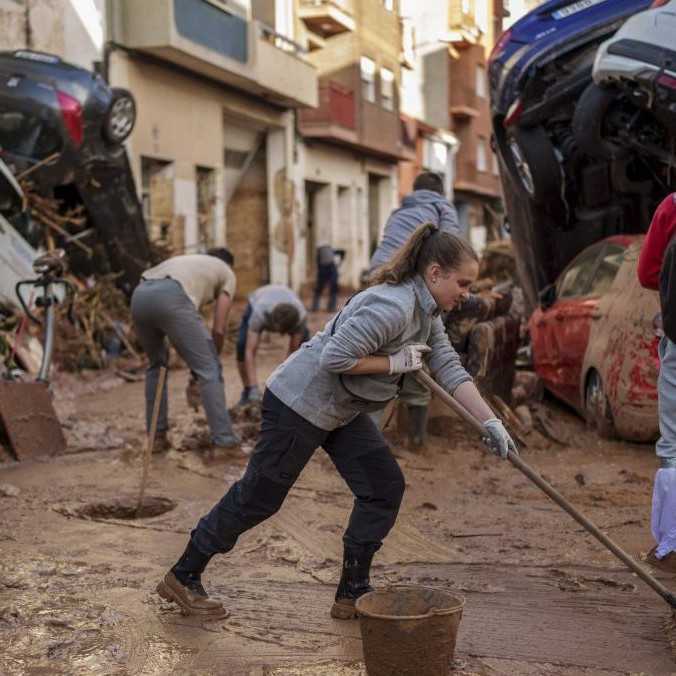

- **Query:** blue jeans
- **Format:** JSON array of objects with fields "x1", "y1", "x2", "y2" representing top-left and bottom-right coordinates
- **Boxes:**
[
  {"x1": 312, "y1": 263, "x2": 338, "y2": 312},
  {"x1": 657, "y1": 336, "x2": 676, "y2": 467}
]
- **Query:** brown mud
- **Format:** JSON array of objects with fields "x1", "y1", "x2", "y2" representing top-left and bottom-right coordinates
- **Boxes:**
[{"x1": 1, "y1": 324, "x2": 676, "y2": 675}]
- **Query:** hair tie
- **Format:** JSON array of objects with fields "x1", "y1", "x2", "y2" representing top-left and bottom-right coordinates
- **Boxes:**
[{"x1": 423, "y1": 223, "x2": 439, "y2": 240}]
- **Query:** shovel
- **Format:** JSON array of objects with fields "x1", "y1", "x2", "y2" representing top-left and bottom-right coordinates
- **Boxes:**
[{"x1": 415, "y1": 370, "x2": 676, "y2": 610}]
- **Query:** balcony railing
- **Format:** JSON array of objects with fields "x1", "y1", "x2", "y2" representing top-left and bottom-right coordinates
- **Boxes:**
[
  {"x1": 300, "y1": 81, "x2": 356, "y2": 130},
  {"x1": 111, "y1": 0, "x2": 317, "y2": 108}
]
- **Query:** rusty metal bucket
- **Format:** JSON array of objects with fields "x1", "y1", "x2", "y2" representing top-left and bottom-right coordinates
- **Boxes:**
[{"x1": 355, "y1": 586, "x2": 464, "y2": 676}]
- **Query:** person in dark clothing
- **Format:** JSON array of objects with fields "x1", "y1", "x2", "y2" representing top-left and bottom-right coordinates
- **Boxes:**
[
  {"x1": 155, "y1": 223, "x2": 517, "y2": 621},
  {"x1": 312, "y1": 244, "x2": 346, "y2": 312},
  {"x1": 368, "y1": 171, "x2": 462, "y2": 447}
]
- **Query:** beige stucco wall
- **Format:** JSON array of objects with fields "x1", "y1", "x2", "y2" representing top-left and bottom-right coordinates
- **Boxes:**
[
  {"x1": 0, "y1": 0, "x2": 103, "y2": 70},
  {"x1": 300, "y1": 142, "x2": 397, "y2": 288},
  {"x1": 110, "y1": 51, "x2": 296, "y2": 264}
]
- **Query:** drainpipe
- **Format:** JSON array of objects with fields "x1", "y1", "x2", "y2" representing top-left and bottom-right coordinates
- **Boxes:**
[{"x1": 24, "y1": 0, "x2": 32, "y2": 49}]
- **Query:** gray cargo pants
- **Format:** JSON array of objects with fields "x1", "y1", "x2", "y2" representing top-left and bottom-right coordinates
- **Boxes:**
[{"x1": 130, "y1": 278, "x2": 236, "y2": 445}]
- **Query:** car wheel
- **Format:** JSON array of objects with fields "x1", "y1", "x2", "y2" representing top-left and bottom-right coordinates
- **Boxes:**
[
  {"x1": 505, "y1": 126, "x2": 564, "y2": 205},
  {"x1": 572, "y1": 83, "x2": 624, "y2": 161},
  {"x1": 584, "y1": 370, "x2": 615, "y2": 439},
  {"x1": 103, "y1": 88, "x2": 136, "y2": 144}
]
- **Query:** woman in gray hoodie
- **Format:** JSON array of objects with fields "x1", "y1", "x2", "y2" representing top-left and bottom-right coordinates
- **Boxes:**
[{"x1": 156, "y1": 223, "x2": 517, "y2": 620}]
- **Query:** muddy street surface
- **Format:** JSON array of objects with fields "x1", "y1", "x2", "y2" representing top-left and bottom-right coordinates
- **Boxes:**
[{"x1": 1, "y1": 328, "x2": 675, "y2": 675}]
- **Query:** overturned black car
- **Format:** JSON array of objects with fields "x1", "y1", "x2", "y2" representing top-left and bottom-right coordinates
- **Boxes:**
[{"x1": 0, "y1": 50, "x2": 151, "y2": 294}]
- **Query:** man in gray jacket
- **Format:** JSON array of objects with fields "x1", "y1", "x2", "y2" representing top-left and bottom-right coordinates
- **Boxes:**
[{"x1": 369, "y1": 172, "x2": 462, "y2": 448}]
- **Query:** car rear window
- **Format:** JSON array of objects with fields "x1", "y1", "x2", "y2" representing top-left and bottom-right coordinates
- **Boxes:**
[
  {"x1": 587, "y1": 244, "x2": 625, "y2": 297},
  {"x1": 0, "y1": 109, "x2": 62, "y2": 160}
]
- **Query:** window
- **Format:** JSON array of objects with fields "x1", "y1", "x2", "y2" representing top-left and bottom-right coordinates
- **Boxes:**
[
  {"x1": 361, "y1": 56, "x2": 376, "y2": 103},
  {"x1": 477, "y1": 137, "x2": 488, "y2": 172},
  {"x1": 0, "y1": 109, "x2": 62, "y2": 160},
  {"x1": 587, "y1": 244, "x2": 625, "y2": 297},
  {"x1": 381, "y1": 67, "x2": 394, "y2": 111},
  {"x1": 557, "y1": 243, "x2": 605, "y2": 299},
  {"x1": 492, "y1": 151, "x2": 500, "y2": 176},
  {"x1": 383, "y1": 0, "x2": 394, "y2": 10},
  {"x1": 475, "y1": 63, "x2": 486, "y2": 98}
]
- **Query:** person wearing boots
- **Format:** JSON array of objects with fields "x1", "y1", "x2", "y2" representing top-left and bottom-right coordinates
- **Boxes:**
[
  {"x1": 369, "y1": 171, "x2": 462, "y2": 448},
  {"x1": 131, "y1": 248, "x2": 240, "y2": 452},
  {"x1": 638, "y1": 193, "x2": 676, "y2": 573},
  {"x1": 235, "y1": 284, "x2": 309, "y2": 406},
  {"x1": 156, "y1": 223, "x2": 517, "y2": 620},
  {"x1": 311, "y1": 243, "x2": 346, "y2": 312}
]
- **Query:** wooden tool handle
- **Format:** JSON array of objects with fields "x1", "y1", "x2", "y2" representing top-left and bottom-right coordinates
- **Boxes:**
[
  {"x1": 136, "y1": 366, "x2": 167, "y2": 515},
  {"x1": 415, "y1": 370, "x2": 676, "y2": 608}
]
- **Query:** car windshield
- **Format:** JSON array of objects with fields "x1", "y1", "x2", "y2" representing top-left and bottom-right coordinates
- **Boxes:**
[{"x1": 0, "y1": 108, "x2": 62, "y2": 160}]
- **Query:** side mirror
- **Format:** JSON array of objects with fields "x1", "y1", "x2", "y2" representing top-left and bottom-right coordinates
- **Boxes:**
[{"x1": 539, "y1": 284, "x2": 557, "y2": 309}]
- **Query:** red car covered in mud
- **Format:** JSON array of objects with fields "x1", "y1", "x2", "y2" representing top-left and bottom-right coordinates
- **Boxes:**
[{"x1": 529, "y1": 235, "x2": 660, "y2": 442}]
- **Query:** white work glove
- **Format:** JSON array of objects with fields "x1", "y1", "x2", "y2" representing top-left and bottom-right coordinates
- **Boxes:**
[
  {"x1": 482, "y1": 418, "x2": 518, "y2": 460},
  {"x1": 388, "y1": 343, "x2": 431, "y2": 375}
]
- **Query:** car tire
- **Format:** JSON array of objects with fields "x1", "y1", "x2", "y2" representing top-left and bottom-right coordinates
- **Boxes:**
[
  {"x1": 103, "y1": 88, "x2": 136, "y2": 144},
  {"x1": 505, "y1": 126, "x2": 563, "y2": 205},
  {"x1": 584, "y1": 369, "x2": 615, "y2": 439},
  {"x1": 572, "y1": 83, "x2": 624, "y2": 161}
]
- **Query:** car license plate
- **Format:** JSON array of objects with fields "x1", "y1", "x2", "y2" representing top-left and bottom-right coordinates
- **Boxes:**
[{"x1": 552, "y1": 0, "x2": 606, "y2": 20}]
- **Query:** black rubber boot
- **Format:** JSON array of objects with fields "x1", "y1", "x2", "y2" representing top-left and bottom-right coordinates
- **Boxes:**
[
  {"x1": 330, "y1": 546, "x2": 376, "y2": 620},
  {"x1": 407, "y1": 404, "x2": 429, "y2": 449},
  {"x1": 171, "y1": 540, "x2": 213, "y2": 597}
]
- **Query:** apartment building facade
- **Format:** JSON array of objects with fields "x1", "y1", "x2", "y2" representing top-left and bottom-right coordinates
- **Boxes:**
[
  {"x1": 293, "y1": 0, "x2": 406, "y2": 289},
  {"x1": 397, "y1": 0, "x2": 459, "y2": 205},
  {"x1": 104, "y1": 0, "x2": 320, "y2": 295},
  {"x1": 447, "y1": 0, "x2": 505, "y2": 250}
]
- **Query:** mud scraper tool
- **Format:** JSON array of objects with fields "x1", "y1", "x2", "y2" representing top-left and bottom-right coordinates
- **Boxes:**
[{"x1": 415, "y1": 370, "x2": 676, "y2": 611}]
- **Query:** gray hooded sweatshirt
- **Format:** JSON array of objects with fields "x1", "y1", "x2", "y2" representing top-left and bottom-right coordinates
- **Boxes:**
[
  {"x1": 369, "y1": 189, "x2": 461, "y2": 271},
  {"x1": 266, "y1": 275, "x2": 471, "y2": 430}
]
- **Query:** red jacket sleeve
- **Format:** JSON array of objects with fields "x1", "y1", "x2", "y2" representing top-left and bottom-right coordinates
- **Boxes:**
[{"x1": 638, "y1": 194, "x2": 676, "y2": 290}]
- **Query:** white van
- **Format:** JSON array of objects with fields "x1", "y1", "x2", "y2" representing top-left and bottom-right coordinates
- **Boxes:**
[{"x1": 0, "y1": 158, "x2": 38, "y2": 310}]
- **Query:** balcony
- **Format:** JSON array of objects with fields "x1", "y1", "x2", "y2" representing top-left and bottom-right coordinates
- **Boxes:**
[
  {"x1": 450, "y1": 83, "x2": 479, "y2": 118},
  {"x1": 298, "y1": 81, "x2": 358, "y2": 145},
  {"x1": 299, "y1": 70, "x2": 405, "y2": 160},
  {"x1": 112, "y1": 0, "x2": 317, "y2": 108},
  {"x1": 298, "y1": 0, "x2": 356, "y2": 39}
]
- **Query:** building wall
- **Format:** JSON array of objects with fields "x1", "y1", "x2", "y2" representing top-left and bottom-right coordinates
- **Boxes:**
[
  {"x1": 300, "y1": 141, "x2": 397, "y2": 288},
  {"x1": 449, "y1": 44, "x2": 500, "y2": 198},
  {"x1": 0, "y1": 0, "x2": 104, "y2": 70},
  {"x1": 109, "y1": 50, "x2": 300, "y2": 295}
]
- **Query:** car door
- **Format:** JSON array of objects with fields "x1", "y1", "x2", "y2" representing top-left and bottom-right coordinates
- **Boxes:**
[{"x1": 535, "y1": 242, "x2": 606, "y2": 405}]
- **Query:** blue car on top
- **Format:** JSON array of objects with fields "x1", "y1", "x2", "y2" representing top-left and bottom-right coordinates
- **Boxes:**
[{"x1": 488, "y1": 0, "x2": 666, "y2": 310}]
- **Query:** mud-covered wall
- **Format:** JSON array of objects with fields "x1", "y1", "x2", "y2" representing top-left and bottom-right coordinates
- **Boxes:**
[{"x1": 0, "y1": 0, "x2": 104, "y2": 70}]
